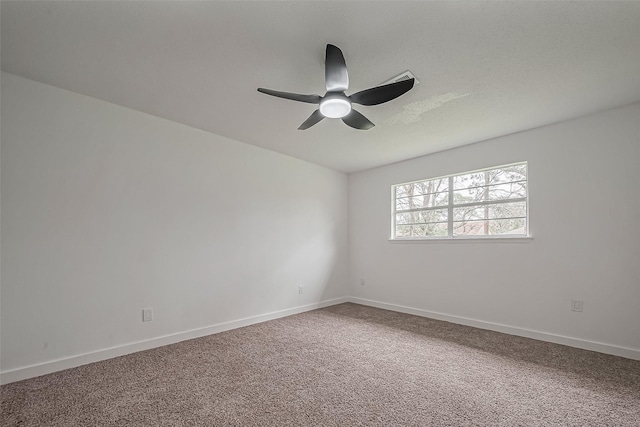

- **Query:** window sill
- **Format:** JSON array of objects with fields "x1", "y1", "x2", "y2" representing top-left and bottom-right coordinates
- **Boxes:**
[{"x1": 389, "y1": 236, "x2": 533, "y2": 243}]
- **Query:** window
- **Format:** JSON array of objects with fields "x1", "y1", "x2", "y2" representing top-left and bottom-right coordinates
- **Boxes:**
[{"x1": 392, "y1": 162, "x2": 528, "y2": 239}]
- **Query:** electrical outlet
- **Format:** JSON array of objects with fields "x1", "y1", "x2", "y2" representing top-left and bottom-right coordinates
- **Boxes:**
[
  {"x1": 360, "y1": 279, "x2": 366, "y2": 286},
  {"x1": 571, "y1": 300, "x2": 583, "y2": 312},
  {"x1": 298, "y1": 285, "x2": 304, "y2": 294},
  {"x1": 142, "y1": 307, "x2": 153, "y2": 322}
]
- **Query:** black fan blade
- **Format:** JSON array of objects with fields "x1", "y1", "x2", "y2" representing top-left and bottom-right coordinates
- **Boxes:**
[
  {"x1": 349, "y1": 78, "x2": 414, "y2": 106},
  {"x1": 298, "y1": 110, "x2": 325, "y2": 130},
  {"x1": 325, "y1": 44, "x2": 349, "y2": 92},
  {"x1": 342, "y1": 109, "x2": 374, "y2": 130},
  {"x1": 257, "y1": 88, "x2": 321, "y2": 104}
]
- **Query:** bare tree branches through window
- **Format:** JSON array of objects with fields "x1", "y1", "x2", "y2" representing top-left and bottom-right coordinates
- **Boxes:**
[{"x1": 393, "y1": 163, "x2": 528, "y2": 239}]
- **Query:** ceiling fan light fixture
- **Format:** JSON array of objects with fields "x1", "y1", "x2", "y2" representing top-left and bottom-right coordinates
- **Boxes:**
[
  {"x1": 257, "y1": 44, "x2": 414, "y2": 130},
  {"x1": 319, "y1": 96, "x2": 351, "y2": 118}
]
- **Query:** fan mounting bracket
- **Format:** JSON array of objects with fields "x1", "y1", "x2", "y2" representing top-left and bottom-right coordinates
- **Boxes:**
[{"x1": 380, "y1": 70, "x2": 419, "y2": 86}]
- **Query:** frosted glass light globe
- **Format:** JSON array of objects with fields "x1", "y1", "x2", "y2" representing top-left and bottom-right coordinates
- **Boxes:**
[{"x1": 319, "y1": 97, "x2": 352, "y2": 118}]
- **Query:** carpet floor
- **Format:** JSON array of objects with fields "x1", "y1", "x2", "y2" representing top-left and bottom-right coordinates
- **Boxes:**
[{"x1": 2, "y1": 303, "x2": 639, "y2": 426}]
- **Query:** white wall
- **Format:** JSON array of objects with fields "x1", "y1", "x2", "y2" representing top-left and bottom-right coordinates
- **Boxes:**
[
  {"x1": 0, "y1": 73, "x2": 349, "y2": 382},
  {"x1": 349, "y1": 103, "x2": 640, "y2": 357},
  {"x1": 2, "y1": 72, "x2": 638, "y2": 385}
]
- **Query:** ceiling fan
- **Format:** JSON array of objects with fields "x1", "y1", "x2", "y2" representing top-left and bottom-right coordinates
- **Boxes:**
[{"x1": 257, "y1": 44, "x2": 415, "y2": 130}]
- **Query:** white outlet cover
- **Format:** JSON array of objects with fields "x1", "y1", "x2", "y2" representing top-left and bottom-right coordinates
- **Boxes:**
[{"x1": 571, "y1": 300, "x2": 583, "y2": 312}]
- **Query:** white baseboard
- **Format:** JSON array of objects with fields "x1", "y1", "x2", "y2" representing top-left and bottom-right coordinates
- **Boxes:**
[
  {"x1": 4, "y1": 295, "x2": 637, "y2": 385},
  {"x1": 0, "y1": 296, "x2": 349, "y2": 385},
  {"x1": 348, "y1": 297, "x2": 640, "y2": 361}
]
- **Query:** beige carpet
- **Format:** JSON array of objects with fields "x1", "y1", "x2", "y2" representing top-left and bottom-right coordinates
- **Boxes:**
[{"x1": 2, "y1": 303, "x2": 639, "y2": 426}]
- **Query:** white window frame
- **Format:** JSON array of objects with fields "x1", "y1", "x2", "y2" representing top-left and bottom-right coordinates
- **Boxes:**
[{"x1": 391, "y1": 162, "x2": 529, "y2": 241}]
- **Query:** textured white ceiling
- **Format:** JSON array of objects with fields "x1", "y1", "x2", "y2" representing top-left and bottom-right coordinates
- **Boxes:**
[{"x1": 3, "y1": 1, "x2": 640, "y2": 173}]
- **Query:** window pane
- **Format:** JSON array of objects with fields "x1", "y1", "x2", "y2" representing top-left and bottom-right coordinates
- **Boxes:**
[
  {"x1": 453, "y1": 218, "x2": 526, "y2": 236},
  {"x1": 395, "y1": 178, "x2": 448, "y2": 199},
  {"x1": 395, "y1": 208, "x2": 448, "y2": 238},
  {"x1": 396, "y1": 222, "x2": 448, "y2": 238},
  {"x1": 392, "y1": 163, "x2": 527, "y2": 240},
  {"x1": 453, "y1": 165, "x2": 526, "y2": 190},
  {"x1": 395, "y1": 191, "x2": 448, "y2": 211},
  {"x1": 396, "y1": 209, "x2": 448, "y2": 225},
  {"x1": 453, "y1": 171, "x2": 485, "y2": 191},
  {"x1": 453, "y1": 181, "x2": 526, "y2": 204},
  {"x1": 453, "y1": 201, "x2": 526, "y2": 222}
]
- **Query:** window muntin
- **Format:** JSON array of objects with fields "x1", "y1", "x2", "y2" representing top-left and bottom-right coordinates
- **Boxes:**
[{"x1": 392, "y1": 163, "x2": 528, "y2": 239}]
